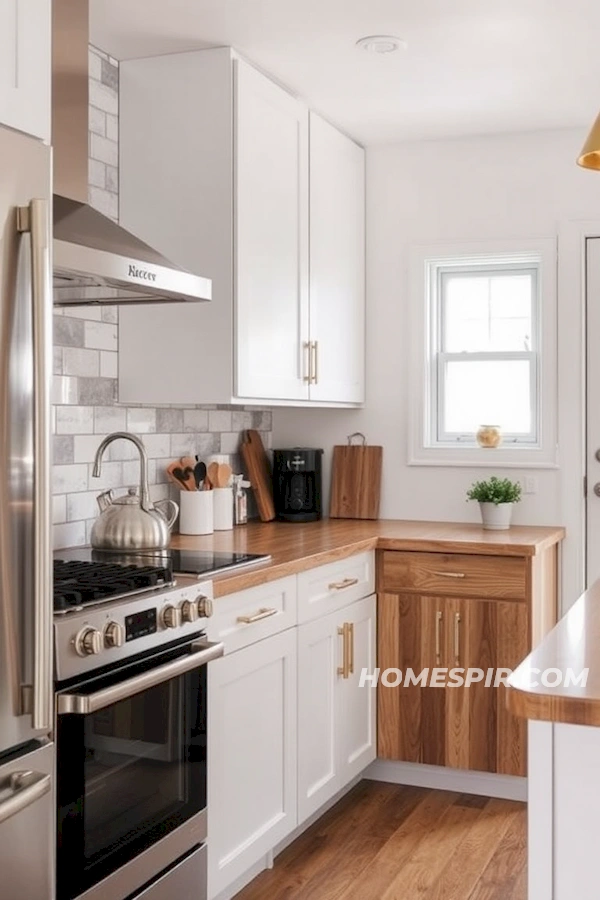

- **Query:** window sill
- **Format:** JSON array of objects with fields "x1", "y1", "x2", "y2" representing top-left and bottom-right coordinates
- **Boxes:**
[{"x1": 408, "y1": 447, "x2": 559, "y2": 469}]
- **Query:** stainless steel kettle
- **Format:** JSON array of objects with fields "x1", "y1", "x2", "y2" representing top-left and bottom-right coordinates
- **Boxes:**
[{"x1": 90, "y1": 432, "x2": 178, "y2": 551}]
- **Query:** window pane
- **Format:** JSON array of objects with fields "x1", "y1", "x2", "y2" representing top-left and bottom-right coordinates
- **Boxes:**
[
  {"x1": 442, "y1": 359, "x2": 533, "y2": 436},
  {"x1": 443, "y1": 272, "x2": 533, "y2": 352}
]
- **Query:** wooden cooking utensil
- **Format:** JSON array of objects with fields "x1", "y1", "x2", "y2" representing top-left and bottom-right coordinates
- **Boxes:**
[
  {"x1": 330, "y1": 432, "x2": 383, "y2": 520},
  {"x1": 217, "y1": 463, "x2": 232, "y2": 488},
  {"x1": 166, "y1": 461, "x2": 195, "y2": 491},
  {"x1": 240, "y1": 430, "x2": 276, "y2": 522},
  {"x1": 180, "y1": 456, "x2": 197, "y2": 472},
  {"x1": 207, "y1": 462, "x2": 219, "y2": 489}
]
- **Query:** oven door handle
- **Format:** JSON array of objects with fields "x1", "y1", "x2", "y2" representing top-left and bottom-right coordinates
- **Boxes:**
[{"x1": 56, "y1": 640, "x2": 224, "y2": 715}]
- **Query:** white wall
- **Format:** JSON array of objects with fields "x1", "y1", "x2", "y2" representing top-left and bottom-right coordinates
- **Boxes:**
[{"x1": 274, "y1": 127, "x2": 600, "y2": 606}]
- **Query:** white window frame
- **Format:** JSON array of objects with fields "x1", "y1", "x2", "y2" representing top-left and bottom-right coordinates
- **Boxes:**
[{"x1": 408, "y1": 239, "x2": 558, "y2": 468}]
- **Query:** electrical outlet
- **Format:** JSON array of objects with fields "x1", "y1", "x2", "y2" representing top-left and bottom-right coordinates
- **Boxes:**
[{"x1": 523, "y1": 476, "x2": 538, "y2": 494}]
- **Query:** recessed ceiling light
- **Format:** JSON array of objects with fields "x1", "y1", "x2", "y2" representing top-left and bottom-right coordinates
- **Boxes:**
[{"x1": 356, "y1": 35, "x2": 407, "y2": 54}]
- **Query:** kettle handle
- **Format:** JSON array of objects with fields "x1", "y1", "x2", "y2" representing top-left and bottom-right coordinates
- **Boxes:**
[{"x1": 154, "y1": 498, "x2": 179, "y2": 530}]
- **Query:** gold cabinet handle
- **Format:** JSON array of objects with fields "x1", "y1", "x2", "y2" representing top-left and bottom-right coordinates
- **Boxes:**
[
  {"x1": 237, "y1": 607, "x2": 278, "y2": 625},
  {"x1": 337, "y1": 623, "x2": 351, "y2": 679},
  {"x1": 312, "y1": 340, "x2": 319, "y2": 385},
  {"x1": 328, "y1": 577, "x2": 359, "y2": 591},
  {"x1": 348, "y1": 622, "x2": 354, "y2": 675},
  {"x1": 303, "y1": 341, "x2": 312, "y2": 383},
  {"x1": 431, "y1": 571, "x2": 466, "y2": 579},
  {"x1": 435, "y1": 610, "x2": 443, "y2": 664},
  {"x1": 454, "y1": 612, "x2": 461, "y2": 665}
]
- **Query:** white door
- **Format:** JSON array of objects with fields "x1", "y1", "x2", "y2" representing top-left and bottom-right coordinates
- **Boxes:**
[
  {"x1": 0, "y1": 0, "x2": 50, "y2": 142},
  {"x1": 297, "y1": 608, "x2": 341, "y2": 823},
  {"x1": 308, "y1": 113, "x2": 365, "y2": 404},
  {"x1": 338, "y1": 594, "x2": 377, "y2": 778},
  {"x1": 235, "y1": 58, "x2": 310, "y2": 401},
  {"x1": 586, "y1": 237, "x2": 600, "y2": 585},
  {"x1": 207, "y1": 629, "x2": 297, "y2": 899},
  {"x1": 297, "y1": 595, "x2": 376, "y2": 824}
]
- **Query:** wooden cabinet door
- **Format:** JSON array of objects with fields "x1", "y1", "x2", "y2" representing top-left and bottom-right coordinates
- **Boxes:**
[
  {"x1": 338, "y1": 594, "x2": 377, "y2": 780},
  {"x1": 0, "y1": 0, "x2": 50, "y2": 141},
  {"x1": 377, "y1": 593, "x2": 528, "y2": 775},
  {"x1": 208, "y1": 629, "x2": 297, "y2": 898},
  {"x1": 463, "y1": 599, "x2": 528, "y2": 776},
  {"x1": 235, "y1": 58, "x2": 310, "y2": 401},
  {"x1": 378, "y1": 592, "x2": 443, "y2": 763},
  {"x1": 308, "y1": 112, "x2": 365, "y2": 404}
]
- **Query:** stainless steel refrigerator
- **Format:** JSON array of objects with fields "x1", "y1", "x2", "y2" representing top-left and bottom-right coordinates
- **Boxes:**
[{"x1": 0, "y1": 125, "x2": 54, "y2": 899}]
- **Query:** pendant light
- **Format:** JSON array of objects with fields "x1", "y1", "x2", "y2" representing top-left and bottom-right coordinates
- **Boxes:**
[{"x1": 578, "y1": 112, "x2": 600, "y2": 170}]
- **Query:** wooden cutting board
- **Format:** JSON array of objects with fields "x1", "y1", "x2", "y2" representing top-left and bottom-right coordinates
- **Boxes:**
[
  {"x1": 329, "y1": 434, "x2": 382, "y2": 520},
  {"x1": 240, "y1": 429, "x2": 276, "y2": 522}
]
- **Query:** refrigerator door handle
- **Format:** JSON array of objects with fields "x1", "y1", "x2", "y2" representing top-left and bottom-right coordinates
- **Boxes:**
[
  {"x1": 0, "y1": 769, "x2": 51, "y2": 826},
  {"x1": 17, "y1": 200, "x2": 52, "y2": 733}
]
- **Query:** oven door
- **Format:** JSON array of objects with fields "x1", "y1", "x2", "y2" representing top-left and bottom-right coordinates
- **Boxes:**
[{"x1": 56, "y1": 637, "x2": 222, "y2": 900}]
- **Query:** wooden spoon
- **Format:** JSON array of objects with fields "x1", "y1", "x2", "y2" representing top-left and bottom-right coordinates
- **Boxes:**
[
  {"x1": 207, "y1": 462, "x2": 219, "y2": 489},
  {"x1": 217, "y1": 463, "x2": 232, "y2": 487}
]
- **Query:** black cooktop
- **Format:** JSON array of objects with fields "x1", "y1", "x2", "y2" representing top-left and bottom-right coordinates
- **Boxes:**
[
  {"x1": 53, "y1": 557, "x2": 173, "y2": 612},
  {"x1": 53, "y1": 548, "x2": 271, "y2": 612}
]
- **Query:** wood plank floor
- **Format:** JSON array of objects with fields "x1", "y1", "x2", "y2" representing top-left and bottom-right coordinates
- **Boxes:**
[{"x1": 234, "y1": 781, "x2": 526, "y2": 900}]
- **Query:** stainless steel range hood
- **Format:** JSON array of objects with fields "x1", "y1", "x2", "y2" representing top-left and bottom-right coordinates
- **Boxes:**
[{"x1": 52, "y1": 0, "x2": 211, "y2": 306}]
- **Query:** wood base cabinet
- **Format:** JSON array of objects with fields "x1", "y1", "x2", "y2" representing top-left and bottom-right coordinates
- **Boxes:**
[
  {"x1": 208, "y1": 629, "x2": 297, "y2": 898},
  {"x1": 377, "y1": 547, "x2": 558, "y2": 777},
  {"x1": 298, "y1": 594, "x2": 376, "y2": 822}
]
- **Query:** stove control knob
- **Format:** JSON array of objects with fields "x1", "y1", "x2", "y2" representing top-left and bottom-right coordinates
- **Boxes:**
[
  {"x1": 196, "y1": 595, "x2": 214, "y2": 619},
  {"x1": 104, "y1": 621, "x2": 124, "y2": 649},
  {"x1": 75, "y1": 627, "x2": 102, "y2": 657},
  {"x1": 161, "y1": 604, "x2": 181, "y2": 629},
  {"x1": 180, "y1": 600, "x2": 198, "y2": 623}
]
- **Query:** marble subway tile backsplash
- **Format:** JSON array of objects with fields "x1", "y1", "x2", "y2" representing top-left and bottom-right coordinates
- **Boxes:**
[{"x1": 51, "y1": 46, "x2": 273, "y2": 550}]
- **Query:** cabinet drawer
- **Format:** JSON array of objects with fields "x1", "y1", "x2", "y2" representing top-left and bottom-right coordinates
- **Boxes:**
[
  {"x1": 205, "y1": 576, "x2": 297, "y2": 653},
  {"x1": 380, "y1": 551, "x2": 527, "y2": 601},
  {"x1": 297, "y1": 551, "x2": 375, "y2": 623}
]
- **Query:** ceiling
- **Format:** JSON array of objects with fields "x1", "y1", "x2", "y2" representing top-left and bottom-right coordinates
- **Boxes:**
[{"x1": 90, "y1": 0, "x2": 600, "y2": 145}]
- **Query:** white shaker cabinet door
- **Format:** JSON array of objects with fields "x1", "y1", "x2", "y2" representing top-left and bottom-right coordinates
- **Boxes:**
[
  {"x1": 234, "y1": 58, "x2": 310, "y2": 401},
  {"x1": 207, "y1": 628, "x2": 298, "y2": 898},
  {"x1": 297, "y1": 608, "x2": 342, "y2": 823},
  {"x1": 308, "y1": 112, "x2": 365, "y2": 404},
  {"x1": 297, "y1": 594, "x2": 376, "y2": 825},
  {"x1": 338, "y1": 594, "x2": 377, "y2": 779},
  {"x1": 0, "y1": 0, "x2": 50, "y2": 141}
]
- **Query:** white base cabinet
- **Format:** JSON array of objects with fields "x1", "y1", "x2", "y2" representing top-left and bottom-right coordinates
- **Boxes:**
[
  {"x1": 208, "y1": 628, "x2": 298, "y2": 899},
  {"x1": 298, "y1": 594, "x2": 376, "y2": 822}
]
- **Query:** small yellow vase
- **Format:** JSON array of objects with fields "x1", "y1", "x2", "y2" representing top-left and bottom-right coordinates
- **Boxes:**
[{"x1": 476, "y1": 425, "x2": 502, "y2": 449}]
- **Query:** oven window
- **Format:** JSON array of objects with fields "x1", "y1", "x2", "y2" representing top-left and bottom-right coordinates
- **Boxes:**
[{"x1": 57, "y1": 657, "x2": 206, "y2": 900}]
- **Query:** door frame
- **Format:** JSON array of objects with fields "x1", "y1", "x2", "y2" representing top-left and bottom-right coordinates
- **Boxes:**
[{"x1": 557, "y1": 220, "x2": 600, "y2": 609}]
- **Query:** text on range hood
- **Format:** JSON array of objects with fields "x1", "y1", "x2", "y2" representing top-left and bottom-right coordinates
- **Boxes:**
[
  {"x1": 52, "y1": 0, "x2": 211, "y2": 306},
  {"x1": 53, "y1": 196, "x2": 212, "y2": 305}
]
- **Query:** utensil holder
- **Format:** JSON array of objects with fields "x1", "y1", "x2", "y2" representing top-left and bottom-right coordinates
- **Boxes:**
[
  {"x1": 179, "y1": 490, "x2": 214, "y2": 535},
  {"x1": 213, "y1": 487, "x2": 233, "y2": 531}
]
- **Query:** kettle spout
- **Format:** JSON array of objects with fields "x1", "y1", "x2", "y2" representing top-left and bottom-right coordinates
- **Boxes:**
[{"x1": 97, "y1": 490, "x2": 114, "y2": 513}]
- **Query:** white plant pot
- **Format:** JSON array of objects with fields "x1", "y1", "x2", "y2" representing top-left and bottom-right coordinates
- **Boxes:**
[{"x1": 479, "y1": 502, "x2": 514, "y2": 531}]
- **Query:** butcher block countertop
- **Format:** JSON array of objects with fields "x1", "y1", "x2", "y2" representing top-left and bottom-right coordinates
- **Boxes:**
[
  {"x1": 170, "y1": 519, "x2": 565, "y2": 598},
  {"x1": 507, "y1": 579, "x2": 600, "y2": 727}
]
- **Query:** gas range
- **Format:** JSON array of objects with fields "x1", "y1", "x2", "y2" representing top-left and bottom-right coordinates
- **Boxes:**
[
  {"x1": 53, "y1": 547, "x2": 269, "y2": 682},
  {"x1": 53, "y1": 547, "x2": 271, "y2": 614}
]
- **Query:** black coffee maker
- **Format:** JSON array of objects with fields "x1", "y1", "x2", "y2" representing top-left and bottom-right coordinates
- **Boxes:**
[{"x1": 273, "y1": 448, "x2": 323, "y2": 523}]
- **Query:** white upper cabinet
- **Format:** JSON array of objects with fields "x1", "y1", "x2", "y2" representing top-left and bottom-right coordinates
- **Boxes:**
[
  {"x1": 119, "y1": 48, "x2": 365, "y2": 407},
  {"x1": 0, "y1": 0, "x2": 50, "y2": 142},
  {"x1": 235, "y1": 59, "x2": 309, "y2": 401},
  {"x1": 308, "y1": 113, "x2": 365, "y2": 404}
]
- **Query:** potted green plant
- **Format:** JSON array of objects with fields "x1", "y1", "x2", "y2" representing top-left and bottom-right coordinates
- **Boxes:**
[{"x1": 466, "y1": 476, "x2": 522, "y2": 530}]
